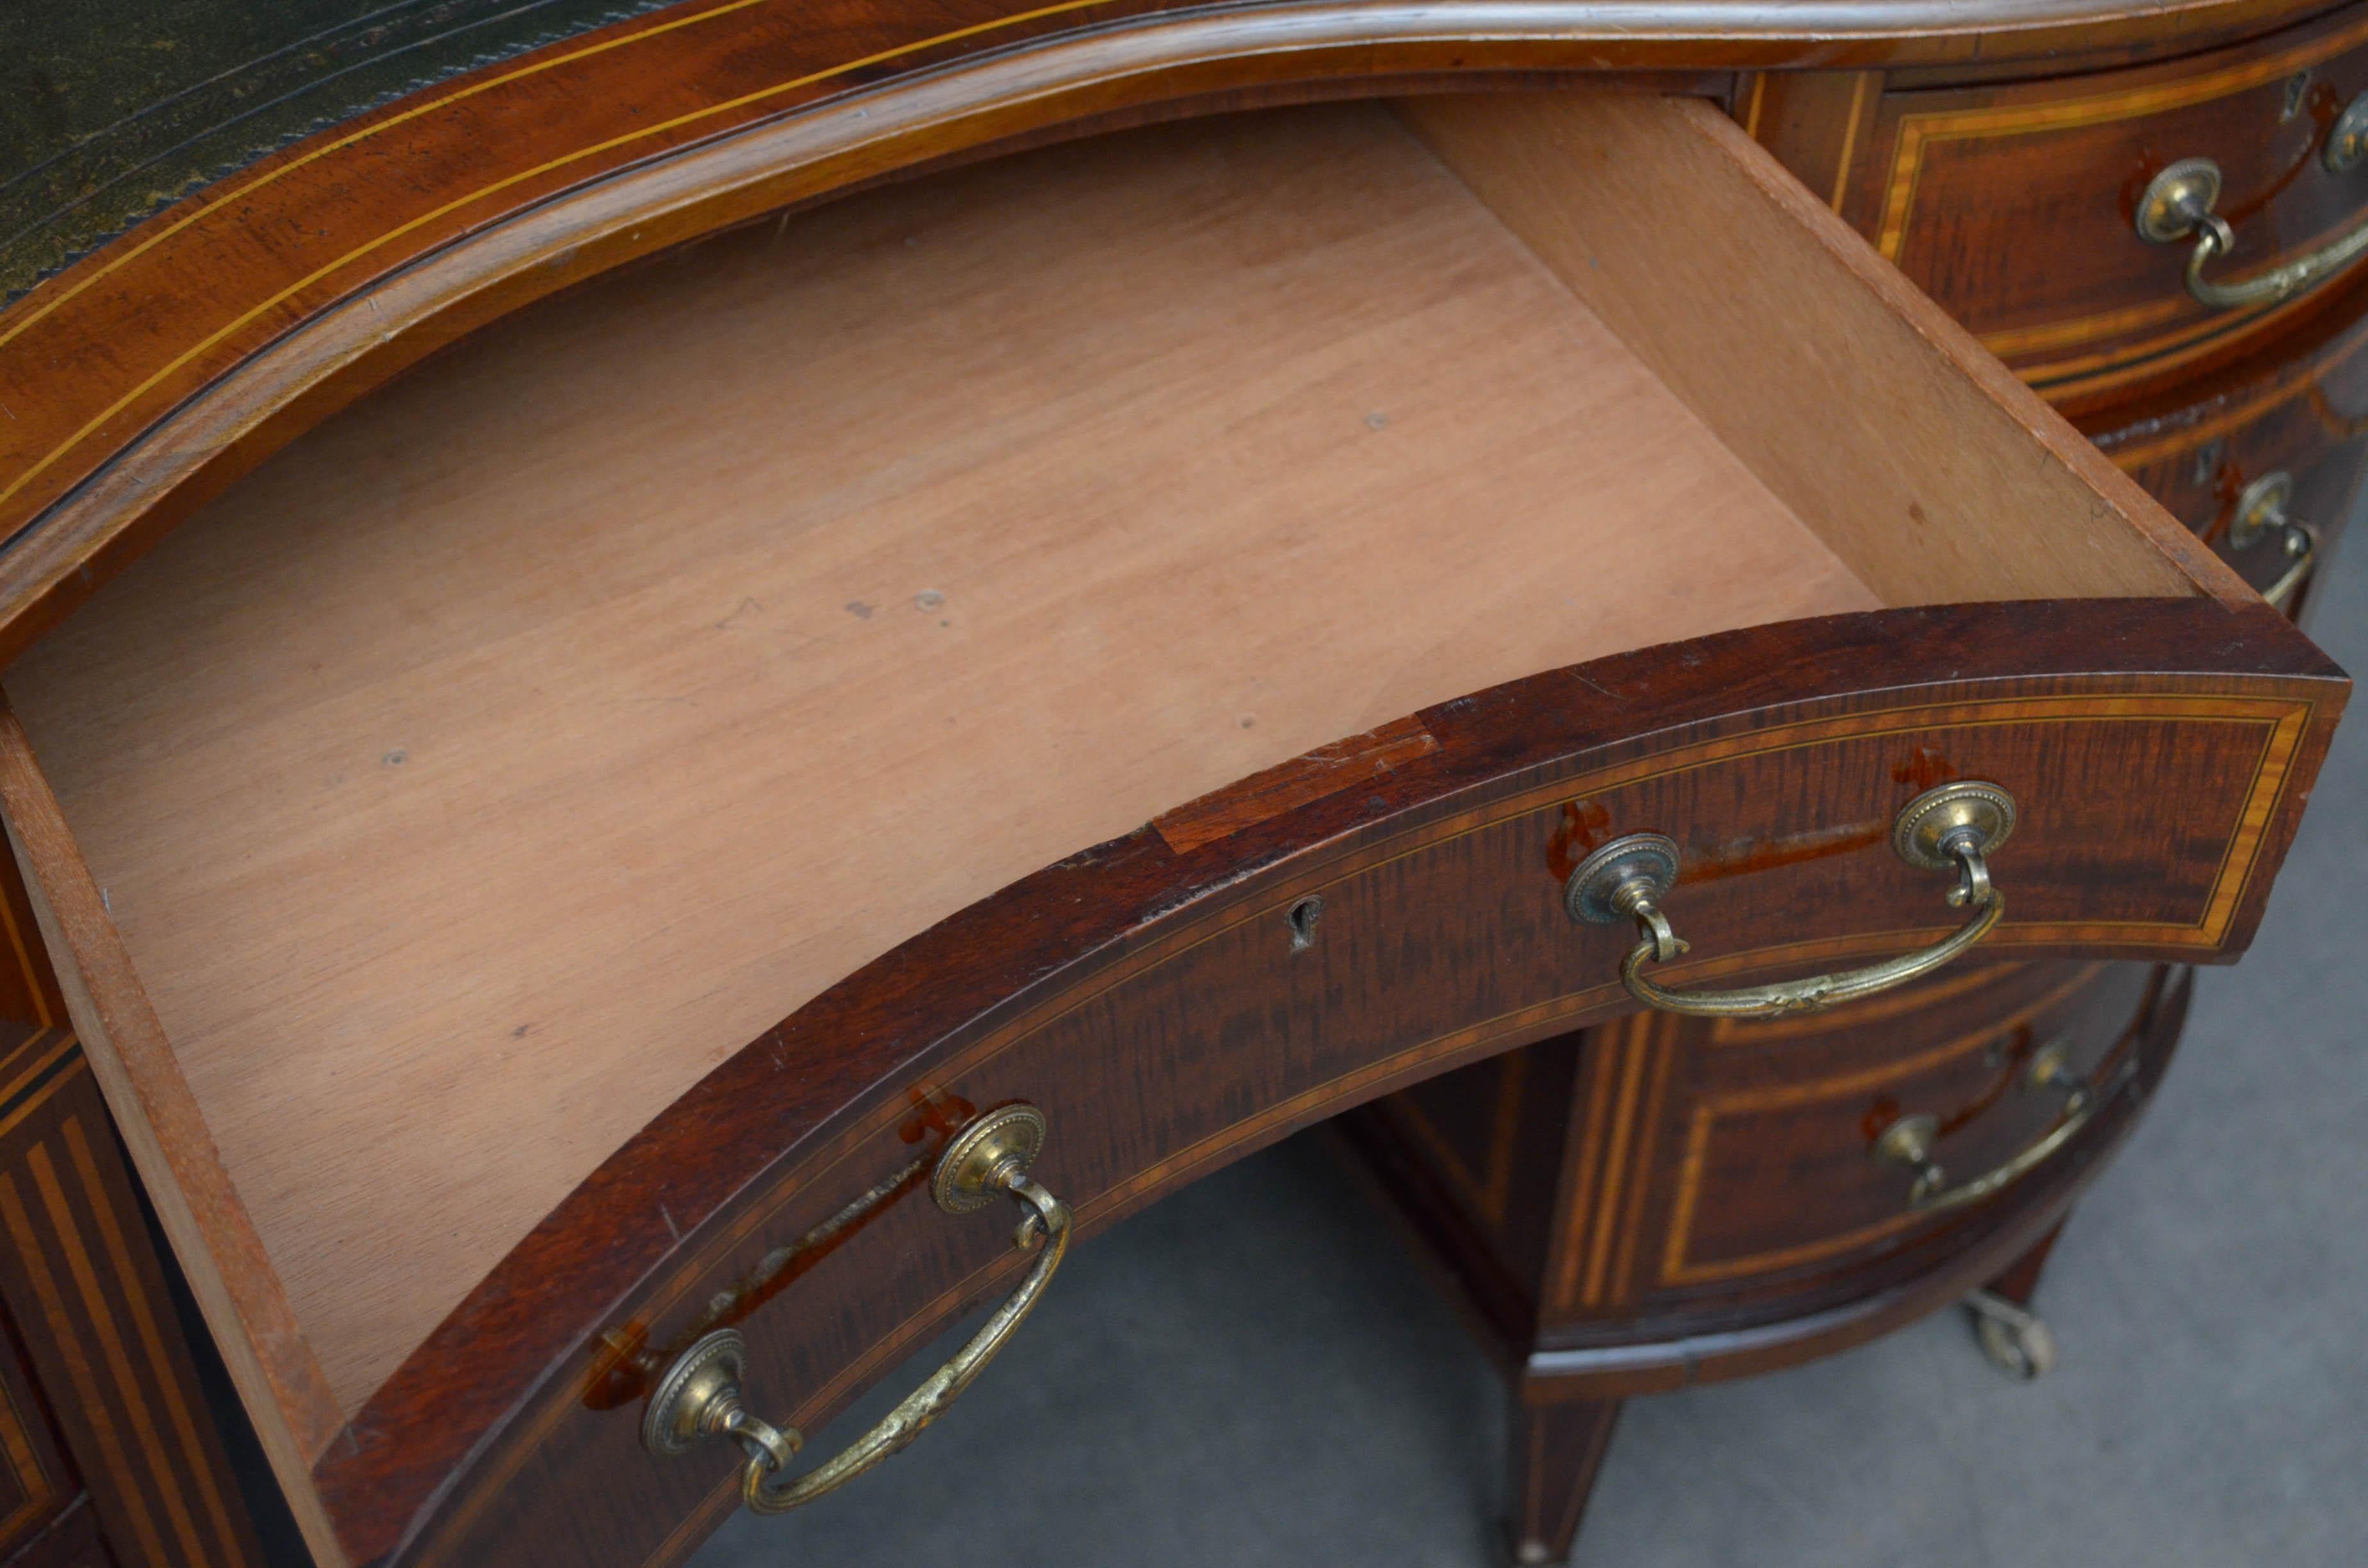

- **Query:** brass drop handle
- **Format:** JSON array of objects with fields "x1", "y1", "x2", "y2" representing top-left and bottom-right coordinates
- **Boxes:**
[
  {"x1": 1563, "y1": 782, "x2": 2015, "y2": 1020},
  {"x1": 2228, "y1": 471, "x2": 2320, "y2": 612},
  {"x1": 641, "y1": 1104, "x2": 1069, "y2": 1514},
  {"x1": 2137, "y1": 97, "x2": 2368, "y2": 312},
  {"x1": 1873, "y1": 1038, "x2": 2133, "y2": 1211}
]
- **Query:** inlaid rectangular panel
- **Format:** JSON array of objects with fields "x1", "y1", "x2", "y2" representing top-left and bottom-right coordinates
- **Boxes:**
[
  {"x1": 0, "y1": 1292, "x2": 74, "y2": 1558},
  {"x1": 0, "y1": 85, "x2": 2340, "y2": 1568},
  {"x1": 1656, "y1": 963, "x2": 2153, "y2": 1286},
  {"x1": 1, "y1": 1496, "x2": 115, "y2": 1568},
  {"x1": 0, "y1": 1027, "x2": 262, "y2": 1568},
  {"x1": 2085, "y1": 275, "x2": 2368, "y2": 620},
  {"x1": 1838, "y1": 6, "x2": 2368, "y2": 404}
]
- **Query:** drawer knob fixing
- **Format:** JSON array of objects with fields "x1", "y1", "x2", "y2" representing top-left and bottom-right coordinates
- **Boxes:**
[
  {"x1": 2137, "y1": 130, "x2": 2368, "y2": 311},
  {"x1": 1564, "y1": 781, "x2": 2014, "y2": 1020},
  {"x1": 641, "y1": 1104, "x2": 1070, "y2": 1514},
  {"x1": 1873, "y1": 1038, "x2": 2138, "y2": 1212},
  {"x1": 2229, "y1": 472, "x2": 2320, "y2": 612}
]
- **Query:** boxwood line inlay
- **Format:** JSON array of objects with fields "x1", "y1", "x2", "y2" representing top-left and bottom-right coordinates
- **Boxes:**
[
  {"x1": 0, "y1": 0, "x2": 2344, "y2": 651},
  {"x1": 1654, "y1": 961, "x2": 2117, "y2": 1284},
  {"x1": 0, "y1": 0, "x2": 1137, "y2": 518},
  {"x1": 388, "y1": 680, "x2": 2319, "y2": 1565},
  {"x1": 0, "y1": 8, "x2": 2349, "y2": 1560},
  {"x1": 1877, "y1": 5, "x2": 2368, "y2": 266}
]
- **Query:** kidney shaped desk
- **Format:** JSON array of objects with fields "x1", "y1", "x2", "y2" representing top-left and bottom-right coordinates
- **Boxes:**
[{"x1": 0, "y1": 4, "x2": 2351, "y2": 1565}]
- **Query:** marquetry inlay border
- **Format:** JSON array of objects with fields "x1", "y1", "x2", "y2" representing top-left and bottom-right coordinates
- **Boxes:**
[
  {"x1": 2094, "y1": 321, "x2": 2368, "y2": 471},
  {"x1": 1657, "y1": 963, "x2": 2106, "y2": 1287},
  {"x1": 399, "y1": 680, "x2": 2324, "y2": 1563},
  {"x1": 0, "y1": 0, "x2": 1139, "y2": 530},
  {"x1": 1872, "y1": 8, "x2": 2368, "y2": 387},
  {"x1": 0, "y1": 1043, "x2": 254, "y2": 1568},
  {"x1": 1547, "y1": 1012, "x2": 1677, "y2": 1312},
  {"x1": 0, "y1": 1352, "x2": 56, "y2": 1549}
]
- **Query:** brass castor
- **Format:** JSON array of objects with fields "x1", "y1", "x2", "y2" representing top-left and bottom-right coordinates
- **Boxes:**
[{"x1": 1964, "y1": 1288, "x2": 2058, "y2": 1381}]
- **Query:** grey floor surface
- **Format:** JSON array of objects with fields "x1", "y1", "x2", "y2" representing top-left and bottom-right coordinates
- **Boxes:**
[{"x1": 692, "y1": 535, "x2": 2368, "y2": 1568}]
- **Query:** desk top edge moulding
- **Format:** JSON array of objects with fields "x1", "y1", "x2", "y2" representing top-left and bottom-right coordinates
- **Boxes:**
[
  {"x1": 0, "y1": 7, "x2": 2350, "y2": 1568},
  {"x1": 0, "y1": 0, "x2": 2355, "y2": 661}
]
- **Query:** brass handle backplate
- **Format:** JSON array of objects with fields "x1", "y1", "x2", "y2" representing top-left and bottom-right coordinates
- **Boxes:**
[
  {"x1": 2137, "y1": 111, "x2": 2368, "y2": 313},
  {"x1": 641, "y1": 1104, "x2": 1069, "y2": 1515},
  {"x1": 1873, "y1": 1038, "x2": 2135, "y2": 1211},
  {"x1": 2228, "y1": 471, "x2": 2320, "y2": 612},
  {"x1": 1563, "y1": 781, "x2": 2015, "y2": 1020}
]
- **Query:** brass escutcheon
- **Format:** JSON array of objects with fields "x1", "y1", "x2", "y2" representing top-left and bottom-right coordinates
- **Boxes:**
[
  {"x1": 643, "y1": 1329, "x2": 756, "y2": 1459},
  {"x1": 1563, "y1": 832, "x2": 1679, "y2": 927},
  {"x1": 1893, "y1": 780, "x2": 2016, "y2": 907},
  {"x1": 2135, "y1": 157, "x2": 2225, "y2": 245},
  {"x1": 932, "y1": 1102, "x2": 1048, "y2": 1213}
]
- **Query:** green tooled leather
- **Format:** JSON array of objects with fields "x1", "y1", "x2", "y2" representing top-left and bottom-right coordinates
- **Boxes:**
[{"x1": 0, "y1": 0, "x2": 675, "y2": 304}]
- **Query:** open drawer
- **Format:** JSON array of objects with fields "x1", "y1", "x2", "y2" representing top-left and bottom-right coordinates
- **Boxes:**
[{"x1": 0, "y1": 93, "x2": 2342, "y2": 1567}]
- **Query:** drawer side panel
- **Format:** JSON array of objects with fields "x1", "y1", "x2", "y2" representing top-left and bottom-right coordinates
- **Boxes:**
[{"x1": 0, "y1": 706, "x2": 345, "y2": 1567}]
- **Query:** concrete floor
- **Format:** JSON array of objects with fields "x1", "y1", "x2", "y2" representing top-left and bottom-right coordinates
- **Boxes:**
[{"x1": 693, "y1": 533, "x2": 2368, "y2": 1568}]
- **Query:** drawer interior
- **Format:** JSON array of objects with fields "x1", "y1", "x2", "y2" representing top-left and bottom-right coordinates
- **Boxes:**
[{"x1": 0, "y1": 93, "x2": 2230, "y2": 1483}]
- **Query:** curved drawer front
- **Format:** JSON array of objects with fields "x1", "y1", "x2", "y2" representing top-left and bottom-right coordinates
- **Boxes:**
[
  {"x1": 0, "y1": 82, "x2": 2342, "y2": 1568},
  {"x1": 1853, "y1": 5, "x2": 2368, "y2": 407},
  {"x1": 1509, "y1": 958, "x2": 2187, "y2": 1392},
  {"x1": 1645, "y1": 960, "x2": 2154, "y2": 1296},
  {"x1": 1348, "y1": 955, "x2": 2176, "y2": 1384},
  {"x1": 274, "y1": 606, "x2": 2340, "y2": 1568},
  {"x1": 2089, "y1": 282, "x2": 2368, "y2": 618}
]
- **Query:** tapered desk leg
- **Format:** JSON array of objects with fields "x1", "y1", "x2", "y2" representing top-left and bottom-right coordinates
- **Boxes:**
[
  {"x1": 1507, "y1": 1396, "x2": 1622, "y2": 1566},
  {"x1": 1984, "y1": 1216, "x2": 2068, "y2": 1307}
]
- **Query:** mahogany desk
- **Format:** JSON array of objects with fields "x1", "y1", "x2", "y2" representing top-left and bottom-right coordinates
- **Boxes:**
[{"x1": 0, "y1": 4, "x2": 2354, "y2": 1564}]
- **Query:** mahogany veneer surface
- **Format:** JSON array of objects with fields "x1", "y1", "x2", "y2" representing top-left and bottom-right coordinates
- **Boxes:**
[{"x1": 1, "y1": 104, "x2": 1877, "y2": 1413}]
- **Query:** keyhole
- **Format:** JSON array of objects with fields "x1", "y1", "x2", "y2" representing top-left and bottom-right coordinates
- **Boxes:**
[
  {"x1": 1287, "y1": 895, "x2": 1325, "y2": 952},
  {"x1": 2191, "y1": 436, "x2": 2224, "y2": 489}
]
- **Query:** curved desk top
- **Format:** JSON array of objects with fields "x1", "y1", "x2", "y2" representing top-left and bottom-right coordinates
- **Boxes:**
[
  {"x1": 0, "y1": 10, "x2": 2347, "y2": 1568},
  {"x1": 0, "y1": 0, "x2": 2345, "y2": 669}
]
